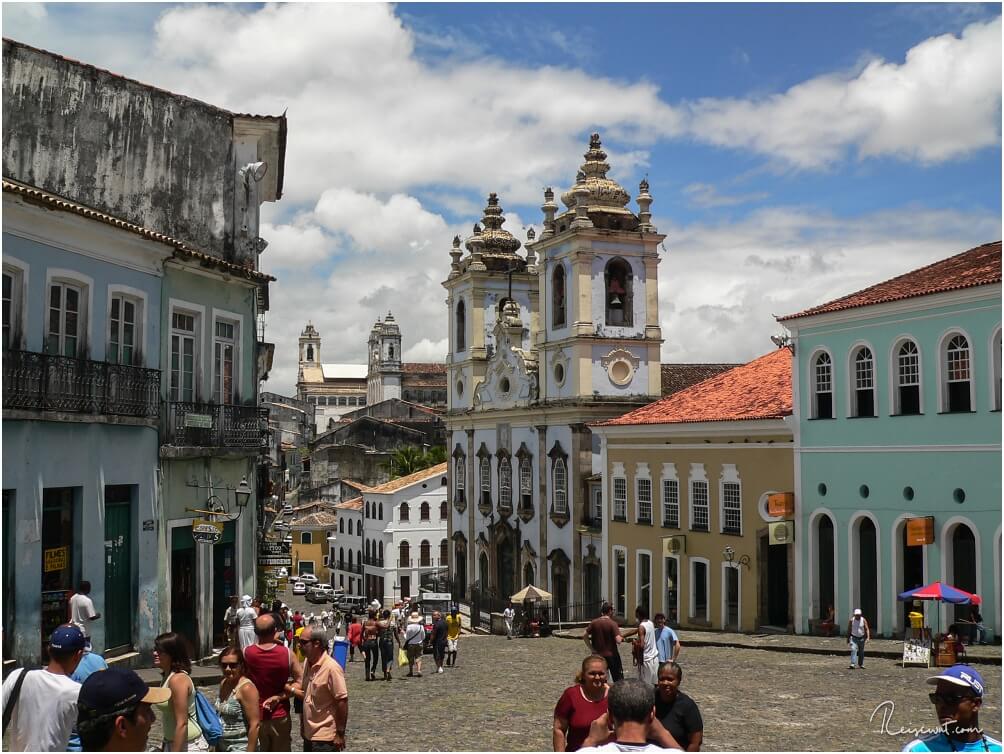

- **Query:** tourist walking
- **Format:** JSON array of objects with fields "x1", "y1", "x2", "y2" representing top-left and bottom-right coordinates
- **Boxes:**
[
  {"x1": 552, "y1": 655, "x2": 610, "y2": 752},
  {"x1": 1, "y1": 625, "x2": 85, "y2": 751},
  {"x1": 584, "y1": 602, "x2": 624, "y2": 683},
  {"x1": 346, "y1": 616, "x2": 362, "y2": 662},
  {"x1": 68, "y1": 644, "x2": 110, "y2": 752},
  {"x1": 654, "y1": 661, "x2": 703, "y2": 751},
  {"x1": 223, "y1": 596, "x2": 241, "y2": 646},
  {"x1": 576, "y1": 679, "x2": 680, "y2": 752},
  {"x1": 503, "y1": 602, "x2": 516, "y2": 639},
  {"x1": 215, "y1": 647, "x2": 261, "y2": 752},
  {"x1": 377, "y1": 610, "x2": 400, "y2": 681},
  {"x1": 653, "y1": 614, "x2": 681, "y2": 663},
  {"x1": 69, "y1": 581, "x2": 102, "y2": 650},
  {"x1": 445, "y1": 606, "x2": 462, "y2": 667},
  {"x1": 244, "y1": 614, "x2": 303, "y2": 752},
  {"x1": 153, "y1": 631, "x2": 209, "y2": 751},
  {"x1": 292, "y1": 627, "x2": 349, "y2": 751},
  {"x1": 903, "y1": 665, "x2": 1002, "y2": 752},
  {"x1": 622, "y1": 606, "x2": 658, "y2": 685},
  {"x1": 847, "y1": 608, "x2": 870, "y2": 669},
  {"x1": 403, "y1": 611, "x2": 425, "y2": 677},
  {"x1": 76, "y1": 667, "x2": 171, "y2": 752},
  {"x1": 237, "y1": 595, "x2": 258, "y2": 652},
  {"x1": 431, "y1": 610, "x2": 448, "y2": 674},
  {"x1": 361, "y1": 611, "x2": 380, "y2": 681}
]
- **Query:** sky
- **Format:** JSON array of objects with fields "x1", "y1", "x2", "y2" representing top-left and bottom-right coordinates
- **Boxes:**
[{"x1": 3, "y1": 2, "x2": 1001, "y2": 395}]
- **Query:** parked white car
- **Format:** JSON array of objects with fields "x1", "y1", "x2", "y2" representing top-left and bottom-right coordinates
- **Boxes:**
[
  {"x1": 298, "y1": 573, "x2": 318, "y2": 585},
  {"x1": 292, "y1": 581, "x2": 307, "y2": 595}
]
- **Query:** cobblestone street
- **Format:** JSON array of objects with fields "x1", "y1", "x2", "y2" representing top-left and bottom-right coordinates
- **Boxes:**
[{"x1": 146, "y1": 633, "x2": 1001, "y2": 751}]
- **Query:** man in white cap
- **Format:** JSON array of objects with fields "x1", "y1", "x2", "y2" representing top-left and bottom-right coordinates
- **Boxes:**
[
  {"x1": 403, "y1": 611, "x2": 426, "y2": 677},
  {"x1": 847, "y1": 608, "x2": 870, "y2": 669},
  {"x1": 902, "y1": 664, "x2": 1001, "y2": 751}
]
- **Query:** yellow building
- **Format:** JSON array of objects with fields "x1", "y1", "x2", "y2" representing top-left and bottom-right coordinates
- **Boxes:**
[
  {"x1": 592, "y1": 349, "x2": 796, "y2": 632},
  {"x1": 289, "y1": 503, "x2": 339, "y2": 585}
]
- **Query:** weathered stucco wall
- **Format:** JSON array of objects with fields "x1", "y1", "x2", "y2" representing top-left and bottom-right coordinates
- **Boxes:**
[{"x1": 3, "y1": 39, "x2": 235, "y2": 258}]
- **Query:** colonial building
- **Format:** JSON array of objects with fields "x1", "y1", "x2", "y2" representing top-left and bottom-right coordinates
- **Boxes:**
[
  {"x1": 593, "y1": 349, "x2": 794, "y2": 632},
  {"x1": 778, "y1": 241, "x2": 1001, "y2": 639},
  {"x1": 1, "y1": 39, "x2": 283, "y2": 662},
  {"x1": 288, "y1": 502, "x2": 338, "y2": 583},
  {"x1": 444, "y1": 134, "x2": 668, "y2": 612}
]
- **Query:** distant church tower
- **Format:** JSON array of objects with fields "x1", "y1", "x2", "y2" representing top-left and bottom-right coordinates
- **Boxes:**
[
  {"x1": 367, "y1": 312, "x2": 403, "y2": 404},
  {"x1": 298, "y1": 322, "x2": 321, "y2": 372}
]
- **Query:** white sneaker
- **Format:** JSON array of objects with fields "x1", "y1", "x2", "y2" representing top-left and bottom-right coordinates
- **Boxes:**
[{"x1": 438, "y1": 667, "x2": 444, "y2": 673}]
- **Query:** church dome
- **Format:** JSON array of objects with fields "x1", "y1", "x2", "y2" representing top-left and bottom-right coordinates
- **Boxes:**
[
  {"x1": 560, "y1": 133, "x2": 632, "y2": 212},
  {"x1": 465, "y1": 193, "x2": 526, "y2": 272}
]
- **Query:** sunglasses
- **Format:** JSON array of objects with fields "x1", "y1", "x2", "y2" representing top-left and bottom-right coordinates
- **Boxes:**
[
  {"x1": 220, "y1": 662, "x2": 241, "y2": 669},
  {"x1": 929, "y1": 692, "x2": 976, "y2": 705}
]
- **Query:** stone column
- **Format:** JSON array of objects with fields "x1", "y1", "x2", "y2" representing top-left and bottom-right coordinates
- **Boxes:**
[
  {"x1": 466, "y1": 429, "x2": 476, "y2": 594},
  {"x1": 536, "y1": 425, "x2": 548, "y2": 589}
]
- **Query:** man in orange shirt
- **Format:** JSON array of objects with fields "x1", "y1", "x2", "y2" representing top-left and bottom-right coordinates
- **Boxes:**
[{"x1": 291, "y1": 627, "x2": 348, "y2": 752}]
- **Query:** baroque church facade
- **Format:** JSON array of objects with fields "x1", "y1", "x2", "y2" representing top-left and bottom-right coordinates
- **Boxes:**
[{"x1": 445, "y1": 134, "x2": 666, "y2": 611}]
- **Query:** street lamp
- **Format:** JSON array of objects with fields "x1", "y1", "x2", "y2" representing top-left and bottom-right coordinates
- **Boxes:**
[{"x1": 723, "y1": 545, "x2": 750, "y2": 570}]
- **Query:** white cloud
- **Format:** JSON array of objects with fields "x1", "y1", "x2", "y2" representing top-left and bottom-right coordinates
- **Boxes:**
[
  {"x1": 682, "y1": 182, "x2": 769, "y2": 209},
  {"x1": 686, "y1": 16, "x2": 1002, "y2": 168},
  {"x1": 312, "y1": 189, "x2": 449, "y2": 255}
]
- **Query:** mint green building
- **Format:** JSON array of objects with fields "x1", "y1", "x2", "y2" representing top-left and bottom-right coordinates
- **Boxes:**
[{"x1": 780, "y1": 242, "x2": 1001, "y2": 639}]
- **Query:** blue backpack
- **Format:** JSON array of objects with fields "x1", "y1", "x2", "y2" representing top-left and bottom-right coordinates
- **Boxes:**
[{"x1": 190, "y1": 687, "x2": 223, "y2": 747}]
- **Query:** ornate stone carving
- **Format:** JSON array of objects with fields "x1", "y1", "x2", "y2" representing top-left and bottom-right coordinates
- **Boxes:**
[{"x1": 601, "y1": 347, "x2": 640, "y2": 386}]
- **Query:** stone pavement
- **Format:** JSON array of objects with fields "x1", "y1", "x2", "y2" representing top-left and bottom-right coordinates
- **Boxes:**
[{"x1": 143, "y1": 633, "x2": 1002, "y2": 751}]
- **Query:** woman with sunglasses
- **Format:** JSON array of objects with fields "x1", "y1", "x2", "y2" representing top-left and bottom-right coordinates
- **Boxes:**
[{"x1": 215, "y1": 647, "x2": 261, "y2": 752}]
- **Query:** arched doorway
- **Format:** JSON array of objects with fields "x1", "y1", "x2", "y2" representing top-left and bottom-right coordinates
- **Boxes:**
[
  {"x1": 496, "y1": 535, "x2": 515, "y2": 600},
  {"x1": 479, "y1": 552, "x2": 489, "y2": 592},
  {"x1": 950, "y1": 523, "x2": 977, "y2": 623},
  {"x1": 815, "y1": 514, "x2": 835, "y2": 620},
  {"x1": 855, "y1": 517, "x2": 878, "y2": 628},
  {"x1": 454, "y1": 540, "x2": 467, "y2": 598},
  {"x1": 897, "y1": 519, "x2": 925, "y2": 634},
  {"x1": 583, "y1": 562, "x2": 601, "y2": 614},
  {"x1": 523, "y1": 562, "x2": 535, "y2": 588}
]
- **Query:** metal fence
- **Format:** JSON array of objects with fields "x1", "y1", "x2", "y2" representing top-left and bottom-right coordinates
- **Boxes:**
[{"x1": 164, "y1": 401, "x2": 269, "y2": 448}]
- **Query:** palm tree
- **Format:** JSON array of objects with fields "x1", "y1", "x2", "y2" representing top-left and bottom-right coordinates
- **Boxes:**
[{"x1": 383, "y1": 445, "x2": 447, "y2": 479}]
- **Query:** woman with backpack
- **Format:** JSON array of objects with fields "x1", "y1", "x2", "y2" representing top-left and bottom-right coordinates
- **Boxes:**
[
  {"x1": 215, "y1": 646, "x2": 260, "y2": 751},
  {"x1": 153, "y1": 632, "x2": 209, "y2": 751}
]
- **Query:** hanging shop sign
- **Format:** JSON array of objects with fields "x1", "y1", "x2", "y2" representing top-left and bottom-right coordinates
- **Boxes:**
[
  {"x1": 259, "y1": 541, "x2": 291, "y2": 557},
  {"x1": 767, "y1": 492, "x2": 795, "y2": 518},
  {"x1": 258, "y1": 555, "x2": 292, "y2": 567},
  {"x1": 44, "y1": 546, "x2": 68, "y2": 573},
  {"x1": 184, "y1": 413, "x2": 213, "y2": 429},
  {"x1": 192, "y1": 519, "x2": 224, "y2": 545},
  {"x1": 906, "y1": 516, "x2": 935, "y2": 546}
]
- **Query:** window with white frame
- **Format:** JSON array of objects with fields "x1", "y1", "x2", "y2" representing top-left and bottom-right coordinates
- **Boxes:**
[
  {"x1": 170, "y1": 310, "x2": 198, "y2": 402},
  {"x1": 690, "y1": 480, "x2": 709, "y2": 532},
  {"x1": 455, "y1": 455, "x2": 466, "y2": 505},
  {"x1": 993, "y1": 329, "x2": 1002, "y2": 412},
  {"x1": 851, "y1": 346, "x2": 876, "y2": 417},
  {"x1": 499, "y1": 455, "x2": 512, "y2": 513},
  {"x1": 612, "y1": 477, "x2": 627, "y2": 520},
  {"x1": 519, "y1": 457, "x2": 533, "y2": 511},
  {"x1": 614, "y1": 548, "x2": 627, "y2": 616},
  {"x1": 591, "y1": 486, "x2": 602, "y2": 522},
  {"x1": 108, "y1": 294, "x2": 141, "y2": 366},
  {"x1": 945, "y1": 334, "x2": 972, "y2": 412},
  {"x1": 637, "y1": 552, "x2": 651, "y2": 617},
  {"x1": 722, "y1": 481, "x2": 742, "y2": 534},
  {"x1": 47, "y1": 281, "x2": 83, "y2": 357},
  {"x1": 553, "y1": 458, "x2": 568, "y2": 514},
  {"x1": 480, "y1": 457, "x2": 491, "y2": 507},
  {"x1": 691, "y1": 559, "x2": 709, "y2": 622},
  {"x1": 813, "y1": 352, "x2": 833, "y2": 418},
  {"x1": 636, "y1": 478, "x2": 652, "y2": 523},
  {"x1": 213, "y1": 318, "x2": 238, "y2": 404},
  {"x1": 2, "y1": 265, "x2": 24, "y2": 351},
  {"x1": 301, "y1": 531, "x2": 312, "y2": 545},
  {"x1": 662, "y1": 479, "x2": 680, "y2": 528},
  {"x1": 896, "y1": 340, "x2": 921, "y2": 415}
]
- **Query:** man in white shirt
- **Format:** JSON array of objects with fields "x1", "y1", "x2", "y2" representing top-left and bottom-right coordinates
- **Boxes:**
[
  {"x1": 503, "y1": 603, "x2": 516, "y2": 639},
  {"x1": 2, "y1": 625, "x2": 86, "y2": 752},
  {"x1": 578, "y1": 679, "x2": 682, "y2": 753},
  {"x1": 69, "y1": 581, "x2": 101, "y2": 650}
]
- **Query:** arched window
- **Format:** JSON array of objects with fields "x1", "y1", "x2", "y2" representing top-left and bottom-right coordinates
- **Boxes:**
[
  {"x1": 339, "y1": 518, "x2": 345, "y2": 534},
  {"x1": 499, "y1": 456, "x2": 512, "y2": 513},
  {"x1": 365, "y1": 539, "x2": 371, "y2": 560},
  {"x1": 519, "y1": 454, "x2": 533, "y2": 513},
  {"x1": 365, "y1": 501, "x2": 370, "y2": 519},
  {"x1": 440, "y1": 500, "x2": 448, "y2": 520},
  {"x1": 399, "y1": 541, "x2": 410, "y2": 568},
  {"x1": 993, "y1": 329, "x2": 1002, "y2": 411},
  {"x1": 440, "y1": 539, "x2": 448, "y2": 566},
  {"x1": 388, "y1": 344, "x2": 395, "y2": 360},
  {"x1": 456, "y1": 300, "x2": 466, "y2": 352},
  {"x1": 604, "y1": 258, "x2": 632, "y2": 326},
  {"x1": 420, "y1": 540, "x2": 431, "y2": 567},
  {"x1": 851, "y1": 346, "x2": 876, "y2": 417},
  {"x1": 813, "y1": 352, "x2": 834, "y2": 419},
  {"x1": 348, "y1": 519, "x2": 353, "y2": 536},
  {"x1": 348, "y1": 549, "x2": 353, "y2": 567},
  {"x1": 306, "y1": 344, "x2": 314, "y2": 361},
  {"x1": 480, "y1": 457, "x2": 491, "y2": 507},
  {"x1": 420, "y1": 501, "x2": 430, "y2": 521},
  {"x1": 378, "y1": 503, "x2": 384, "y2": 520},
  {"x1": 455, "y1": 455, "x2": 466, "y2": 505},
  {"x1": 895, "y1": 340, "x2": 921, "y2": 415},
  {"x1": 553, "y1": 458, "x2": 568, "y2": 514},
  {"x1": 944, "y1": 334, "x2": 972, "y2": 412},
  {"x1": 339, "y1": 547, "x2": 344, "y2": 566},
  {"x1": 552, "y1": 264, "x2": 566, "y2": 328},
  {"x1": 378, "y1": 541, "x2": 384, "y2": 564},
  {"x1": 301, "y1": 531, "x2": 312, "y2": 545},
  {"x1": 399, "y1": 502, "x2": 410, "y2": 522}
]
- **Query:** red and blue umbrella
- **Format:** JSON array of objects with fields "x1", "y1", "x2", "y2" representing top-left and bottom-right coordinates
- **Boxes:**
[{"x1": 898, "y1": 581, "x2": 974, "y2": 604}]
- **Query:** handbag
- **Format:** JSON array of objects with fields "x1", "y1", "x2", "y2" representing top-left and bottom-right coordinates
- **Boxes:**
[
  {"x1": 397, "y1": 647, "x2": 409, "y2": 667},
  {"x1": 189, "y1": 687, "x2": 224, "y2": 747}
]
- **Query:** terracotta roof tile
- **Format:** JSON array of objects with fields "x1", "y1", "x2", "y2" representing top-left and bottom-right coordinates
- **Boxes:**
[
  {"x1": 334, "y1": 496, "x2": 363, "y2": 510},
  {"x1": 291, "y1": 511, "x2": 338, "y2": 528},
  {"x1": 402, "y1": 362, "x2": 447, "y2": 374},
  {"x1": 661, "y1": 363, "x2": 742, "y2": 396},
  {"x1": 596, "y1": 348, "x2": 792, "y2": 426},
  {"x1": 780, "y1": 241, "x2": 1001, "y2": 321},
  {"x1": 365, "y1": 463, "x2": 448, "y2": 494}
]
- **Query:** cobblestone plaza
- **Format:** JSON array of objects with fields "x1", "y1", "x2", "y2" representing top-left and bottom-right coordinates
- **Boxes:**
[{"x1": 147, "y1": 633, "x2": 1001, "y2": 751}]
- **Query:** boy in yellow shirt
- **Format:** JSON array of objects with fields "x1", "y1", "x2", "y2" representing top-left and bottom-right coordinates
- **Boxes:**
[{"x1": 445, "y1": 607, "x2": 462, "y2": 667}]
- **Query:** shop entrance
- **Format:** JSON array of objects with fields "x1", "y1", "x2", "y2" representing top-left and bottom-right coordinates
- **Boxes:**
[
  {"x1": 766, "y1": 542, "x2": 790, "y2": 627},
  {"x1": 900, "y1": 525, "x2": 925, "y2": 632},
  {"x1": 3, "y1": 490, "x2": 14, "y2": 661},
  {"x1": 104, "y1": 486, "x2": 133, "y2": 652},
  {"x1": 42, "y1": 488, "x2": 77, "y2": 653},
  {"x1": 171, "y1": 526, "x2": 197, "y2": 647},
  {"x1": 724, "y1": 567, "x2": 740, "y2": 631},
  {"x1": 212, "y1": 521, "x2": 236, "y2": 646}
]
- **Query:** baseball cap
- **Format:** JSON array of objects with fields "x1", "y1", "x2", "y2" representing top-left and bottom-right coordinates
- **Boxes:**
[
  {"x1": 49, "y1": 625, "x2": 86, "y2": 651},
  {"x1": 78, "y1": 668, "x2": 172, "y2": 721},
  {"x1": 853, "y1": 608, "x2": 862, "y2": 616},
  {"x1": 927, "y1": 665, "x2": 985, "y2": 697}
]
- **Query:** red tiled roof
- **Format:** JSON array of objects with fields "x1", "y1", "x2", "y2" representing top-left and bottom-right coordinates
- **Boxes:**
[
  {"x1": 661, "y1": 363, "x2": 741, "y2": 396},
  {"x1": 366, "y1": 463, "x2": 448, "y2": 493},
  {"x1": 402, "y1": 362, "x2": 446, "y2": 374},
  {"x1": 334, "y1": 496, "x2": 363, "y2": 511},
  {"x1": 595, "y1": 348, "x2": 792, "y2": 426},
  {"x1": 779, "y1": 241, "x2": 1001, "y2": 321}
]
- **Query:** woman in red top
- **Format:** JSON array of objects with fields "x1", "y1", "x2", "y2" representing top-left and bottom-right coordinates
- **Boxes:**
[
  {"x1": 346, "y1": 616, "x2": 363, "y2": 662},
  {"x1": 552, "y1": 655, "x2": 609, "y2": 751}
]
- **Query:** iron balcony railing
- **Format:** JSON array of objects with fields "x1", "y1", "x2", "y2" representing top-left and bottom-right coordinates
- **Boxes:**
[
  {"x1": 362, "y1": 556, "x2": 385, "y2": 567},
  {"x1": 3, "y1": 350, "x2": 159, "y2": 417},
  {"x1": 164, "y1": 401, "x2": 269, "y2": 449}
]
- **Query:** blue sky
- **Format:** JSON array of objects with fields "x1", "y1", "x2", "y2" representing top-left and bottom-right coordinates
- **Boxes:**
[{"x1": 3, "y1": 3, "x2": 1000, "y2": 394}]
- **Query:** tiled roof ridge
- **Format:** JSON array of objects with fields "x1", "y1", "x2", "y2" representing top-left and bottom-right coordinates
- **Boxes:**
[
  {"x1": 779, "y1": 241, "x2": 1001, "y2": 321},
  {"x1": 334, "y1": 496, "x2": 363, "y2": 510},
  {"x1": 2, "y1": 178, "x2": 275, "y2": 283},
  {"x1": 3, "y1": 37, "x2": 285, "y2": 123},
  {"x1": 365, "y1": 462, "x2": 449, "y2": 493},
  {"x1": 402, "y1": 362, "x2": 447, "y2": 373}
]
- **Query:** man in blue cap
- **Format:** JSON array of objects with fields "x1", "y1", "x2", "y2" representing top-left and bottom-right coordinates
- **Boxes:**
[
  {"x1": 903, "y1": 664, "x2": 1002, "y2": 752},
  {"x1": 76, "y1": 667, "x2": 171, "y2": 751},
  {"x1": 1, "y1": 625, "x2": 86, "y2": 751}
]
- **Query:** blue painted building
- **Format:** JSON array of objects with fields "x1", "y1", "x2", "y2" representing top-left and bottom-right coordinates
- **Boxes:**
[{"x1": 779, "y1": 241, "x2": 1001, "y2": 639}]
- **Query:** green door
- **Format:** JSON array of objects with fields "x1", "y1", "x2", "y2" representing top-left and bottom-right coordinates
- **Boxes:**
[
  {"x1": 104, "y1": 486, "x2": 133, "y2": 651},
  {"x1": 212, "y1": 522, "x2": 237, "y2": 646}
]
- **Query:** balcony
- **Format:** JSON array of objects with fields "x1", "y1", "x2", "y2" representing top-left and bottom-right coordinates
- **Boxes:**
[
  {"x1": 163, "y1": 401, "x2": 268, "y2": 451},
  {"x1": 579, "y1": 514, "x2": 603, "y2": 531},
  {"x1": 362, "y1": 556, "x2": 385, "y2": 568},
  {"x1": 3, "y1": 350, "x2": 159, "y2": 419}
]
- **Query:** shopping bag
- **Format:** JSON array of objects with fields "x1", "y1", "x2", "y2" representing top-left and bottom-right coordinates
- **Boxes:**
[{"x1": 397, "y1": 647, "x2": 409, "y2": 667}]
